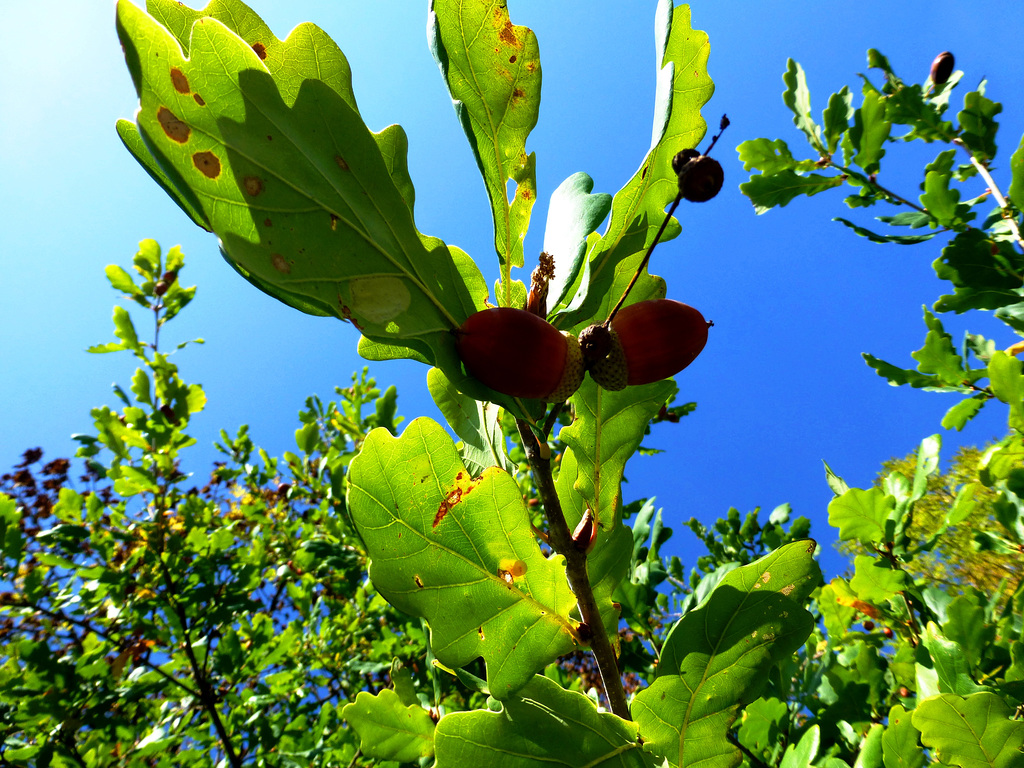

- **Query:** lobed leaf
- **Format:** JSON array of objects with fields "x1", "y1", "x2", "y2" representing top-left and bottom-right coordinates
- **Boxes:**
[
  {"x1": 342, "y1": 689, "x2": 435, "y2": 763},
  {"x1": 554, "y1": 0, "x2": 713, "y2": 329},
  {"x1": 428, "y1": 0, "x2": 540, "y2": 297},
  {"x1": 434, "y1": 675, "x2": 652, "y2": 767},
  {"x1": 346, "y1": 418, "x2": 578, "y2": 698},
  {"x1": 741, "y1": 171, "x2": 842, "y2": 214},
  {"x1": 783, "y1": 59, "x2": 824, "y2": 153},
  {"x1": 881, "y1": 705, "x2": 924, "y2": 768},
  {"x1": 828, "y1": 486, "x2": 895, "y2": 545},
  {"x1": 631, "y1": 540, "x2": 821, "y2": 768},
  {"x1": 116, "y1": 0, "x2": 483, "y2": 373},
  {"x1": 912, "y1": 692, "x2": 1024, "y2": 768}
]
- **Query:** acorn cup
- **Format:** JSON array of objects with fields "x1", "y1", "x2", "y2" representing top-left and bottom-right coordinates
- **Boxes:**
[
  {"x1": 581, "y1": 300, "x2": 710, "y2": 391},
  {"x1": 456, "y1": 307, "x2": 584, "y2": 402}
]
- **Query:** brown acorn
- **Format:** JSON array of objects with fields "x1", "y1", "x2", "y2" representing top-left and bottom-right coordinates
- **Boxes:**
[
  {"x1": 930, "y1": 51, "x2": 954, "y2": 85},
  {"x1": 456, "y1": 308, "x2": 584, "y2": 402},
  {"x1": 677, "y1": 155, "x2": 724, "y2": 202},
  {"x1": 584, "y1": 300, "x2": 709, "y2": 391}
]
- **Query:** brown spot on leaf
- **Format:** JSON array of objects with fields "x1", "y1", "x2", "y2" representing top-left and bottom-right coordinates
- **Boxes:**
[
  {"x1": 335, "y1": 155, "x2": 349, "y2": 171},
  {"x1": 157, "y1": 106, "x2": 189, "y2": 143},
  {"x1": 498, "y1": 20, "x2": 518, "y2": 46},
  {"x1": 478, "y1": 627, "x2": 485, "y2": 640},
  {"x1": 512, "y1": 87, "x2": 525, "y2": 100},
  {"x1": 251, "y1": 42, "x2": 267, "y2": 60},
  {"x1": 193, "y1": 93, "x2": 205, "y2": 106},
  {"x1": 192, "y1": 151, "x2": 220, "y2": 178},
  {"x1": 170, "y1": 67, "x2": 190, "y2": 94},
  {"x1": 414, "y1": 575, "x2": 424, "y2": 588},
  {"x1": 526, "y1": 61, "x2": 536, "y2": 73},
  {"x1": 263, "y1": 218, "x2": 272, "y2": 227},
  {"x1": 271, "y1": 253, "x2": 290, "y2": 274},
  {"x1": 243, "y1": 176, "x2": 263, "y2": 196},
  {"x1": 782, "y1": 583, "x2": 795, "y2": 596},
  {"x1": 330, "y1": 214, "x2": 339, "y2": 231},
  {"x1": 641, "y1": 165, "x2": 648, "y2": 179},
  {"x1": 509, "y1": 55, "x2": 517, "y2": 63}
]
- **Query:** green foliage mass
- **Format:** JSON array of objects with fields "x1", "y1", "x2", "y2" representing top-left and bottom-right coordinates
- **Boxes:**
[{"x1": 2, "y1": 2, "x2": 1024, "y2": 767}]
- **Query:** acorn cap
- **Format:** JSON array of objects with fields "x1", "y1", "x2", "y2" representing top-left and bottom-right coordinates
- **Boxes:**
[
  {"x1": 545, "y1": 332, "x2": 585, "y2": 402},
  {"x1": 586, "y1": 327, "x2": 628, "y2": 391}
]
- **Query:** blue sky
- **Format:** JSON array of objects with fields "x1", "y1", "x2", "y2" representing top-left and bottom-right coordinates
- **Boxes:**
[{"x1": 2, "y1": 1, "x2": 1022, "y2": 578}]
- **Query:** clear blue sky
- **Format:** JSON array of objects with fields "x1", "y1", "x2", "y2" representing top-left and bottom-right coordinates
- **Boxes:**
[{"x1": 2, "y1": 1, "x2": 1022, "y2": 578}]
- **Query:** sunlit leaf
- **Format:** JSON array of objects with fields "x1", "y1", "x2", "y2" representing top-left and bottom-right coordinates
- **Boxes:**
[
  {"x1": 827, "y1": 486, "x2": 895, "y2": 544},
  {"x1": 631, "y1": 541, "x2": 821, "y2": 768},
  {"x1": 783, "y1": 59, "x2": 824, "y2": 153},
  {"x1": 555, "y1": 0, "x2": 713, "y2": 329},
  {"x1": 882, "y1": 704, "x2": 924, "y2": 768},
  {"x1": 428, "y1": 0, "x2": 540, "y2": 298},
  {"x1": 346, "y1": 418, "x2": 578, "y2": 698},
  {"x1": 434, "y1": 675, "x2": 652, "y2": 768},
  {"x1": 342, "y1": 689, "x2": 435, "y2": 763},
  {"x1": 741, "y1": 171, "x2": 843, "y2": 214},
  {"x1": 116, "y1": 0, "x2": 483, "y2": 374},
  {"x1": 912, "y1": 692, "x2": 1024, "y2": 768}
]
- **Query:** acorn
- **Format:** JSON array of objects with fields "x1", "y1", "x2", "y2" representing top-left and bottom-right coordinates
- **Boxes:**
[
  {"x1": 583, "y1": 300, "x2": 709, "y2": 391},
  {"x1": 456, "y1": 308, "x2": 584, "y2": 402},
  {"x1": 677, "y1": 154, "x2": 724, "y2": 202},
  {"x1": 930, "y1": 51, "x2": 954, "y2": 85}
]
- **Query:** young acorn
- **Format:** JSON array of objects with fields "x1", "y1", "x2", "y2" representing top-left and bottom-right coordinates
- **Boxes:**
[
  {"x1": 456, "y1": 307, "x2": 584, "y2": 402},
  {"x1": 580, "y1": 299, "x2": 709, "y2": 391}
]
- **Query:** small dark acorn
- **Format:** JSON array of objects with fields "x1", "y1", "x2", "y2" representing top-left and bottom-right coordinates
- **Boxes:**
[
  {"x1": 571, "y1": 510, "x2": 598, "y2": 554},
  {"x1": 584, "y1": 300, "x2": 709, "y2": 391},
  {"x1": 677, "y1": 155, "x2": 724, "y2": 202},
  {"x1": 456, "y1": 307, "x2": 584, "y2": 402},
  {"x1": 154, "y1": 280, "x2": 169, "y2": 296},
  {"x1": 930, "y1": 51, "x2": 954, "y2": 85}
]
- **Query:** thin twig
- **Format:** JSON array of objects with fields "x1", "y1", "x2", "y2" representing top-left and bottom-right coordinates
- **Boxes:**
[
  {"x1": 606, "y1": 193, "x2": 683, "y2": 324},
  {"x1": 952, "y1": 137, "x2": 1024, "y2": 251},
  {"x1": 516, "y1": 419, "x2": 631, "y2": 719}
]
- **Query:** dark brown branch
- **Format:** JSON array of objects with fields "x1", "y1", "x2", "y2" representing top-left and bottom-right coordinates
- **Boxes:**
[{"x1": 516, "y1": 419, "x2": 631, "y2": 719}]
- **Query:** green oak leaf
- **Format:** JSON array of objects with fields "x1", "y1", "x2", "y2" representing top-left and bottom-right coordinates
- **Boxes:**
[
  {"x1": 833, "y1": 217, "x2": 938, "y2": 244},
  {"x1": 740, "y1": 171, "x2": 843, "y2": 214},
  {"x1": 737, "y1": 138, "x2": 819, "y2": 176},
  {"x1": 428, "y1": 0, "x2": 540, "y2": 298},
  {"x1": 882, "y1": 705, "x2": 925, "y2": 768},
  {"x1": 559, "y1": 376, "x2": 675, "y2": 530},
  {"x1": 823, "y1": 86, "x2": 854, "y2": 154},
  {"x1": 933, "y1": 229, "x2": 1024, "y2": 314},
  {"x1": 346, "y1": 418, "x2": 578, "y2": 698},
  {"x1": 849, "y1": 555, "x2": 906, "y2": 603},
  {"x1": 426, "y1": 367, "x2": 515, "y2": 477},
  {"x1": 1009, "y1": 133, "x2": 1024, "y2": 210},
  {"x1": 912, "y1": 310, "x2": 965, "y2": 385},
  {"x1": 988, "y1": 351, "x2": 1024, "y2": 430},
  {"x1": 862, "y1": 353, "x2": 962, "y2": 392},
  {"x1": 912, "y1": 692, "x2": 1024, "y2": 768},
  {"x1": 543, "y1": 172, "x2": 612, "y2": 313},
  {"x1": 341, "y1": 689, "x2": 435, "y2": 763},
  {"x1": 957, "y1": 89, "x2": 1002, "y2": 162},
  {"x1": 923, "y1": 622, "x2": 986, "y2": 697},
  {"x1": 920, "y1": 171, "x2": 962, "y2": 227},
  {"x1": 827, "y1": 486, "x2": 895, "y2": 544},
  {"x1": 942, "y1": 597, "x2": 995, "y2": 671},
  {"x1": 780, "y1": 725, "x2": 820, "y2": 768},
  {"x1": 116, "y1": 0, "x2": 483, "y2": 371},
  {"x1": 849, "y1": 90, "x2": 891, "y2": 175},
  {"x1": 737, "y1": 697, "x2": 789, "y2": 756},
  {"x1": 783, "y1": 59, "x2": 824, "y2": 153},
  {"x1": 554, "y1": 0, "x2": 713, "y2": 330},
  {"x1": 631, "y1": 540, "x2": 821, "y2": 768},
  {"x1": 434, "y1": 675, "x2": 653, "y2": 768}
]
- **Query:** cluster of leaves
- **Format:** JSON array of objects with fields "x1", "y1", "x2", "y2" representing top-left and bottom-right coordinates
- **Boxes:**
[
  {"x1": 737, "y1": 50, "x2": 1024, "y2": 440},
  {"x1": 4, "y1": 0, "x2": 1024, "y2": 766},
  {"x1": 0, "y1": 243, "x2": 447, "y2": 766}
]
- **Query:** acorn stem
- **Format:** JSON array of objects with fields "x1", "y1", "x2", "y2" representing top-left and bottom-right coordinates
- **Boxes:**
[
  {"x1": 515, "y1": 419, "x2": 631, "y2": 720},
  {"x1": 605, "y1": 192, "x2": 683, "y2": 325}
]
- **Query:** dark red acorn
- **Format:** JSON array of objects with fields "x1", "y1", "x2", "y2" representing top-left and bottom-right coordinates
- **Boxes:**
[
  {"x1": 584, "y1": 300, "x2": 710, "y2": 390},
  {"x1": 456, "y1": 308, "x2": 584, "y2": 402},
  {"x1": 930, "y1": 51, "x2": 954, "y2": 85}
]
